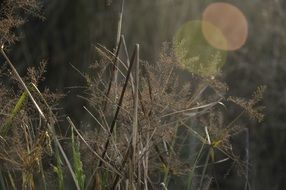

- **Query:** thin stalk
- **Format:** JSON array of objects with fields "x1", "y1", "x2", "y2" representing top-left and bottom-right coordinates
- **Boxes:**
[
  {"x1": 39, "y1": 160, "x2": 47, "y2": 190},
  {"x1": 103, "y1": 37, "x2": 122, "y2": 111},
  {"x1": 1, "y1": 46, "x2": 81, "y2": 190},
  {"x1": 132, "y1": 44, "x2": 140, "y2": 187},
  {"x1": 115, "y1": 0, "x2": 124, "y2": 51},
  {"x1": 7, "y1": 172, "x2": 16, "y2": 190},
  {"x1": 98, "y1": 46, "x2": 137, "y2": 168},
  {"x1": 107, "y1": 0, "x2": 124, "y2": 112},
  {"x1": 48, "y1": 122, "x2": 81, "y2": 190},
  {"x1": 187, "y1": 143, "x2": 205, "y2": 189},
  {"x1": 111, "y1": 137, "x2": 133, "y2": 189},
  {"x1": 199, "y1": 148, "x2": 211, "y2": 190},
  {"x1": 0, "y1": 171, "x2": 6, "y2": 190},
  {"x1": 122, "y1": 35, "x2": 135, "y2": 95},
  {"x1": 244, "y1": 128, "x2": 250, "y2": 190},
  {"x1": 1, "y1": 45, "x2": 45, "y2": 120},
  {"x1": 66, "y1": 117, "x2": 122, "y2": 177}
]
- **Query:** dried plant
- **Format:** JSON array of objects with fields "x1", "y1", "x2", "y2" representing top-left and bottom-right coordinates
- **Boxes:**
[
  {"x1": 75, "y1": 40, "x2": 265, "y2": 189},
  {"x1": 0, "y1": 60, "x2": 60, "y2": 189},
  {"x1": 228, "y1": 85, "x2": 266, "y2": 123},
  {"x1": 0, "y1": 37, "x2": 265, "y2": 189},
  {"x1": 0, "y1": 1, "x2": 266, "y2": 189},
  {"x1": 0, "y1": 0, "x2": 43, "y2": 45}
]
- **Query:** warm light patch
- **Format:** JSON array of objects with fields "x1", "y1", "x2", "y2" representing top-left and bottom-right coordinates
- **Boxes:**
[
  {"x1": 202, "y1": 2, "x2": 248, "y2": 51},
  {"x1": 202, "y1": 21, "x2": 228, "y2": 50},
  {"x1": 173, "y1": 21, "x2": 227, "y2": 77}
]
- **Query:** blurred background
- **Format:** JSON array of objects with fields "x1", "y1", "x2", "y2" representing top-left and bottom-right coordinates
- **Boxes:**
[{"x1": 8, "y1": 0, "x2": 286, "y2": 189}]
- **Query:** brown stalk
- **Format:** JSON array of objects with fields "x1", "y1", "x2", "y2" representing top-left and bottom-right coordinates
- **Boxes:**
[
  {"x1": 0, "y1": 45, "x2": 45, "y2": 121},
  {"x1": 131, "y1": 44, "x2": 140, "y2": 187},
  {"x1": 97, "y1": 45, "x2": 137, "y2": 168},
  {"x1": 121, "y1": 35, "x2": 135, "y2": 96},
  {"x1": 66, "y1": 117, "x2": 122, "y2": 177},
  {"x1": 0, "y1": 45, "x2": 81, "y2": 190},
  {"x1": 103, "y1": 36, "x2": 122, "y2": 111}
]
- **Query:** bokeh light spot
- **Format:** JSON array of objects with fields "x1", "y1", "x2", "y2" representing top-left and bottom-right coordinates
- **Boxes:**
[
  {"x1": 173, "y1": 21, "x2": 227, "y2": 77},
  {"x1": 202, "y1": 2, "x2": 248, "y2": 51},
  {"x1": 202, "y1": 21, "x2": 228, "y2": 51}
]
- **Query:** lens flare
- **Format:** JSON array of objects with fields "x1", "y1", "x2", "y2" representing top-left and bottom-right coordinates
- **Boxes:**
[
  {"x1": 202, "y1": 21, "x2": 228, "y2": 51},
  {"x1": 173, "y1": 21, "x2": 227, "y2": 77},
  {"x1": 202, "y1": 2, "x2": 248, "y2": 51}
]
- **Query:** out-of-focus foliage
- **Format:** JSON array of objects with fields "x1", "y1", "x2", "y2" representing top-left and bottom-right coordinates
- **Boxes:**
[{"x1": 0, "y1": 0, "x2": 43, "y2": 45}]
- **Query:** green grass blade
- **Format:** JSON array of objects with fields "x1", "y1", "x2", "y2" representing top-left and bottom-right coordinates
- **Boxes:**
[
  {"x1": 1, "y1": 91, "x2": 28, "y2": 135},
  {"x1": 71, "y1": 126, "x2": 86, "y2": 190}
]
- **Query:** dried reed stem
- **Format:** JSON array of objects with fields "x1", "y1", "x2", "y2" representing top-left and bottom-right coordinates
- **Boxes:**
[
  {"x1": 132, "y1": 44, "x2": 140, "y2": 187},
  {"x1": 98, "y1": 46, "x2": 137, "y2": 168},
  {"x1": 1, "y1": 45, "x2": 81, "y2": 190}
]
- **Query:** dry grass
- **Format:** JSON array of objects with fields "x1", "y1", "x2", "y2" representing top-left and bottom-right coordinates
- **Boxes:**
[{"x1": 0, "y1": 1, "x2": 265, "y2": 189}]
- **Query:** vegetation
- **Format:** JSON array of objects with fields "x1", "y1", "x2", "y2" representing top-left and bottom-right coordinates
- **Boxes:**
[{"x1": 0, "y1": 0, "x2": 267, "y2": 189}]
